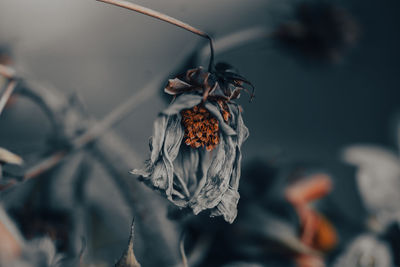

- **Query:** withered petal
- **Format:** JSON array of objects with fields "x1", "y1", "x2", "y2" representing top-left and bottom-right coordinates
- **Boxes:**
[{"x1": 164, "y1": 78, "x2": 197, "y2": 95}]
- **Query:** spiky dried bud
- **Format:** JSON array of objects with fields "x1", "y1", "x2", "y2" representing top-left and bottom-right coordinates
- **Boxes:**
[{"x1": 115, "y1": 220, "x2": 140, "y2": 267}]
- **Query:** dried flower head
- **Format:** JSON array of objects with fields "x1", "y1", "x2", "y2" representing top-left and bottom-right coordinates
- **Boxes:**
[
  {"x1": 181, "y1": 104, "x2": 220, "y2": 151},
  {"x1": 132, "y1": 65, "x2": 251, "y2": 223}
]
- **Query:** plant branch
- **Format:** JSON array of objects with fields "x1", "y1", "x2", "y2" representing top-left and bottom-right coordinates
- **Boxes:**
[
  {"x1": 0, "y1": 80, "x2": 18, "y2": 116},
  {"x1": 96, "y1": 0, "x2": 214, "y2": 70},
  {"x1": 200, "y1": 26, "x2": 270, "y2": 60}
]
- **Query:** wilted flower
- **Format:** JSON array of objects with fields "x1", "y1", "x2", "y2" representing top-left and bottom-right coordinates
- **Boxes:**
[{"x1": 132, "y1": 63, "x2": 251, "y2": 223}]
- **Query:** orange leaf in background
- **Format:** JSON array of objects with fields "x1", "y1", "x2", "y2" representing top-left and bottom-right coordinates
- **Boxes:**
[
  {"x1": 286, "y1": 173, "x2": 338, "y2": 267},
  {"x1": 313, "y1": 212, "x2": 338, "y2": 252},
  {"x1": 286, "y1": 173, "x2": 333, "y2": 206}
]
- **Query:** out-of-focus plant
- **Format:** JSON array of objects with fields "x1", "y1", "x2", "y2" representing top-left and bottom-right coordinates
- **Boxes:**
[
  {"x1": 285, "y1": 173, "x2": 338, "y2": 267},
  {"x1": 0, "y1": 205, "x2": 63, "y2": 267},
  {"x1": 333, "y1": 234, "x2": 394, "y2": 267},
  {"x1": 274, "y1": 1, "x2": 360, "y2": 62},
  {"x1": 343, "y1": 145, "x2": 400, "y2": 231},
  {"x1": 339, "y1": 141, "x2": 400, "y2": 266}
]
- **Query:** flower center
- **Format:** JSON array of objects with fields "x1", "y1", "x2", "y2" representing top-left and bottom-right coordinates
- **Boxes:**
[{"x1": 181, "y1": 105, "x2": 219, "y2": 151}]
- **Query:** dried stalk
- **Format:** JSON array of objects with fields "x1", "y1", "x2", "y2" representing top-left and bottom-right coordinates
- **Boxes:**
[
  {"x1": 200, "y1": 26, "x2": 270, "y2": 61},
  {"x1": 179, "y1": 231, "x2": 188, "y2": 267},
  {"x1": 96, "y1": 0, "x2": 215, "y2": 70},
  {"x1": 0, "y1": 80, "x2": 17, "y2": 116}
]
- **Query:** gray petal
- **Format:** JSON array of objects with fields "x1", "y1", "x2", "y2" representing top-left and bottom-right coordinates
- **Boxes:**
[
  {"x1": 190, "y1": 135, "x2": 237, "y2": 215},
  {"x1": 164, "y1": 78, "x2": 192, "y2": 95},
  {"x1": 210, "y1": 186, "x2": 240, "y2": 223},
  {"x1": 162, "y1": 116, "x2": 185, "y2": 199},
  {"x1": 162, "y1": 94, "x2": 202, "y2": 115},
  {"x1": 173, "y1": 146, "x2": 199, "y2": 198},
  {"x1": 205, "y1": 102, "x2": 236, "y2": 136}
]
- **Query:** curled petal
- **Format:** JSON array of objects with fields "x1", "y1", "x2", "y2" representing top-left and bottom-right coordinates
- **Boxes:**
[
  {"x1": 210, "y1": 186, "x2": 240, "y2": 223},
  {"x1": 164, "y1": 78, "x2": 197, "y2": 95},
  {"x1": 162, "y1": 94, "x2": 202, "y2": 115},
  {"x1": 204, "y1": 102, "x2": 236, "y2": 135},
  {"x1": 162, "y1": 116, "x2": 185, "y2": 199}
]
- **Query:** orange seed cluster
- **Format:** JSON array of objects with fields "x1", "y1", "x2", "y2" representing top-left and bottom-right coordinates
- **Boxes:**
[{"x1": 181, "y1": 105, "x2": 220, "y2": 151}]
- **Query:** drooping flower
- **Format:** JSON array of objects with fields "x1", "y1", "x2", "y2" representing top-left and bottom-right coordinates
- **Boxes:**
[{"x1": 132, "y1": 64, "x2": 251, "y2": 223}]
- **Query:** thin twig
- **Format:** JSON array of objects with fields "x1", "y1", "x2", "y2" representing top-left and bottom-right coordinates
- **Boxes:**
[
  {"x1": 0, "y1": 80, "x2": 18, "y2": 116},
  {"x1": 96, "y1": 0, "x2": 214, "y2": 70},
  {"x1": 179, "y1": 231, "x2": 188, "y2": 267},
  {"x1": 24, "y1": 151, "x2": 67, "y2": 180},
  {"x1": 200, "y1": 26, "x2": 271, "y2": 61}
]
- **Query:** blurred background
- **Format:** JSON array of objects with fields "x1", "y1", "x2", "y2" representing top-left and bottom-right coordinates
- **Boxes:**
[{"x1": 0, "y1": 0, "x2": 399, "y2": 266}]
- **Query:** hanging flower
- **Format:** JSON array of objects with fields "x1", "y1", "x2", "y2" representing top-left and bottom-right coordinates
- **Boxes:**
[{"x1": 132, "y1": 63, "x2": 252, "y2": 223}]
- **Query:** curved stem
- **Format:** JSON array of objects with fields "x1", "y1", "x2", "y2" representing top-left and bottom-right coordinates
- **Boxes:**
[{"x1": 96, "y1": 0, "x2": 214, "y2": 71}]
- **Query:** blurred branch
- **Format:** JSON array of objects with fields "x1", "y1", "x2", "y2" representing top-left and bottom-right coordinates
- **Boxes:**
[
  {"x1": 179, "y1": 231, "x2": 188, "y2": 267},
  {"x1": 0, "y1": 80, "x2": 18, "y2": 116},
  {"x1": 1, "y1": 67, "x2": 181, "y2": 265},
  {"x1": 200, "y1": 26, "x2": 270, "y2": 61}
]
